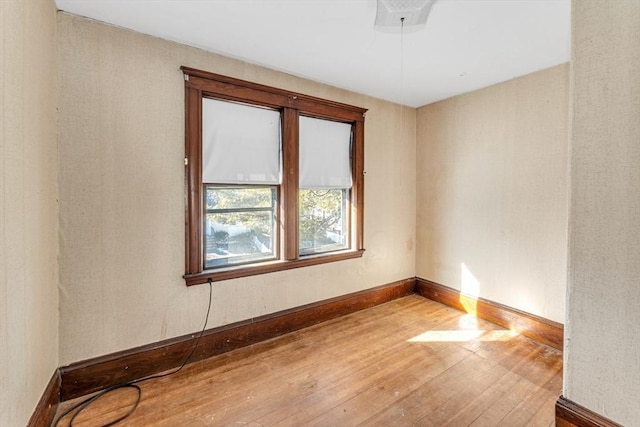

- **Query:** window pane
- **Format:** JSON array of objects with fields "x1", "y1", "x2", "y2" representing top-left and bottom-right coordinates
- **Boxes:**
[
  {"x1": 206, "y1": 186, "x2": 273, "y2": 210},
  {"x1": 299, "y1": 189, "x2": 348, "y2": 255},
  {"x1": 205, "y1": 186, "x2": 276, "y2": 268}
]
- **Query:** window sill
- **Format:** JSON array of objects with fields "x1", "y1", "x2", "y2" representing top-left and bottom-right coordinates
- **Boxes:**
[{"x1": 184, "y1": 249, "x2": 365, "y2": 286}]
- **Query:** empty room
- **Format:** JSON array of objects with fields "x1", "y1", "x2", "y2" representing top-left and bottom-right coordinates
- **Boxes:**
[{"x1": 2, "y1": 0, "x2": 639, "y2": 426}]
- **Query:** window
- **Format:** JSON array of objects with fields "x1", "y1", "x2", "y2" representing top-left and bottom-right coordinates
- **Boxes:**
[
  {"x1": 298, "y1": 115, "x2": 352, "y2": 255},
  {"x1": 201, "y1": 97, "x2": 280, "y2": 268},
  {"x1": 182, "y1": 67, "x2": 366, "y2": 285}
]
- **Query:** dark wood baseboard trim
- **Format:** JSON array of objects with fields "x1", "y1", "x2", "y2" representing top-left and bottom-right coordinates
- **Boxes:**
[
  {"x1": 415, "y1": 277, "x2": 563, "y2": 350},
  {"x1": 27, "y1": 369, "x2": 60, "y2": 427},
  {"x1": 43, "y1": 275, "x2": 565, "y2": 409},
  {"x1": 59, "y1": 278, "x2": 415, "y2": 401},
  {"x1": 556, "y1": 396, "x2": 622, "y2": 427}
]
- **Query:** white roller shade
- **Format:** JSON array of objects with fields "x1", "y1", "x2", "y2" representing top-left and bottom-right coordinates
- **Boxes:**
[
  {"x1": 299, "y1": 116, "x2": 352, "y2": 189},
  {"x1": 202, "y1": 98, "x2": 281, "y2": 184}
]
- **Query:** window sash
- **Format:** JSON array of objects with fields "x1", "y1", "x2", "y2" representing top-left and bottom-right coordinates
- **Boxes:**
[
  {"x1": 299, "y1": 188, "x2": 350, "y2": 256},
  {"x1": 204, "y1": 185, "x2": 278, "y2": 269}
]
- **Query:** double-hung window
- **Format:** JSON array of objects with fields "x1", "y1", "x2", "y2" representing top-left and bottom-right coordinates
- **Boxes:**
[
  {"x1": 298, "y1": 116, "x2": 352, "y2": 255},
  {"x1": 182, "y1": 67, "x2": 366, "y2": 285},
  {"x1": 202, "y1": 98, "x2": 280, "y2": 268}
]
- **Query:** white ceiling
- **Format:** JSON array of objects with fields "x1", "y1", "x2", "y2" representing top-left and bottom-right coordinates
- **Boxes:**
[{"x1": 54, "y1": 0, "x2": 570, "y2": 108}]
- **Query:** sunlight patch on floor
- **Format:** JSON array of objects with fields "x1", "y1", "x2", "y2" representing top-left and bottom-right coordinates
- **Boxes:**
[{"x1": 408, "y1": 329, "x2": 518, "y2": 343}]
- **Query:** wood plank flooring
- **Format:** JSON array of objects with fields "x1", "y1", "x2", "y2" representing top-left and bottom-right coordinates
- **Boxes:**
[{"x1": 54, "y1": 295, "x2": 562, "y2": 426}]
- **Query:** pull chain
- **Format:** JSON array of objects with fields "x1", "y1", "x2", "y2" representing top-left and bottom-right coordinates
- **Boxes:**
[{"x1": 400, "y1": 17, "x2": 405, "y2": 144}]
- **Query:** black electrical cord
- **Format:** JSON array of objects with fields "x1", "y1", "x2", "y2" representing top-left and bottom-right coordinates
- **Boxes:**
[{"x1": 54, "y1": 280, "x2": 213, "y2": 426}]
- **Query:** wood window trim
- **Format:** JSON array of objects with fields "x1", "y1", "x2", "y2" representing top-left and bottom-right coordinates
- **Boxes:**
[{"x1": 182, "y1": 66, "x2": 366, "y2": 286}]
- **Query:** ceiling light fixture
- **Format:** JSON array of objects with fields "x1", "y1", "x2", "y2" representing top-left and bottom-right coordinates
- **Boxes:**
[{"x1": 374, "y1": 0, "x2": 438, "y2": 32}]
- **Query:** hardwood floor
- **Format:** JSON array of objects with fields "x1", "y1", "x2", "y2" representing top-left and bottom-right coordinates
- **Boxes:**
[{"x1": 54, "y1": 295, "x2": 562, "y2": 426}]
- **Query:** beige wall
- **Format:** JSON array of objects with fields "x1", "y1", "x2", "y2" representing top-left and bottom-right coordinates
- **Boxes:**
[
  {"x1": 416, "y1": 64, "x2": 569, "y2": 323},
  {"x1": 57, "y1": 13, "x2": 416, "y2": 364},
  {"x1": 0, "y1": 0, "x2": 59, "y2": 425},
  {"x1": 565, "y1": 1, "x2": 640, "y2": 424},
  {"x1": 10, "y1": 3, "x2": 640, "y2": 424}
]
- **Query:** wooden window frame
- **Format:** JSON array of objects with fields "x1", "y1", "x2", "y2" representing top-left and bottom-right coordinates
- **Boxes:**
[{"x1": 182, "y1": 66, "x2": 366, "y2": 286}]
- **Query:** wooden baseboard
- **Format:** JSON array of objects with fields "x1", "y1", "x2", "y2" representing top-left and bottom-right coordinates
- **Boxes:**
[
  {"x1": 415, "y1": 278, "x2": 563, "y2": 350},
  {"x1": 59, "y1": 278, "x2": 415, "y2": 401},
  {"x1": 44, "y1": 275, "x2": 565, "y2": 409},
  {"x1": 26, "y1": 369, "x2": 60, "y2": 427},
  {"x1": 556, "y1": 396, "x2": 622, "y2": 427}
]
